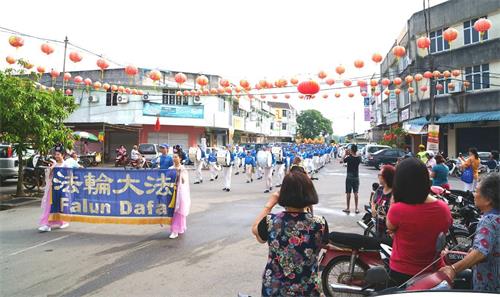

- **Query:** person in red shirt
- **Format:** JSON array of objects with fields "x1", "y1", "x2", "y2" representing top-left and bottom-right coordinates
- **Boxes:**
[{"x1": 386, "y1": 158, "x2": 452, "y2": 286}]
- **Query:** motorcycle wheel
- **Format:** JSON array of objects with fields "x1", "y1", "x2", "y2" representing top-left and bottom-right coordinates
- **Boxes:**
[
  {"x1": 82, "y1": 158, "x2": 91, "y2": 168},
  {"x1": 321, "y1": 255, "x2": 369, "y2": 297},
  {"x1": 23, "y1": 176, "x2": 36, "y2": 190}
]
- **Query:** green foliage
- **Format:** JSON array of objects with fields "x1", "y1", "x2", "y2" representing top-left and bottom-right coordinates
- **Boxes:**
[
  {"x1": 296, "y1": 109, "x2": 333, "y2": 139},
  {"x1": 0, "y1": 66, "x2": 77, "y2": 195}
]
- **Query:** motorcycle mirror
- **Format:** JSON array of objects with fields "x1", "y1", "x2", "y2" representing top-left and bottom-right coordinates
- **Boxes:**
[
  {"x1": 365, "y1": 266, "x2": 389, "y2": 285},
  {"x1": 435, "y1": 232, "x2": 446, "y2": 253}
]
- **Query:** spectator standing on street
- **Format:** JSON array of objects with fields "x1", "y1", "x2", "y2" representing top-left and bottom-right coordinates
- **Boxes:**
[
  {"x1": 371, "y1": 165, "x2": 395, "y2": 238},
  {"x1": 342, "y1": 144, "x2": 362, "y2": 214},
  {"x1": 425, "y1": 151, "x2": 436, "y2": 173},
  {"x1": 153, "y1": 144, "x2": 173, "y2": 169},
  {"x1": 460, "y1": 147, "x2": 481, "y2": 192},
  {"x1": 431, "y1": 155, "x2": 450, "y2": 189}
]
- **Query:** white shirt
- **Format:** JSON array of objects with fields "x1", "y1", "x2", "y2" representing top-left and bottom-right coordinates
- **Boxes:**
[{"x1": 131, "y1": 149, "x2": 141, "y2": 160}]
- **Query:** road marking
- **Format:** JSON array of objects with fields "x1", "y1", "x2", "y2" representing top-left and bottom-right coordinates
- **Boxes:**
[
  {"x1": 8, "y1": 234, "x2": 72, "y2": 257},
  {"x1": 314, "y1": 206, "x2": 360, "y2": 217}
]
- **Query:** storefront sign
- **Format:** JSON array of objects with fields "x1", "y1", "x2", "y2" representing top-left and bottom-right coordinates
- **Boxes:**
[
  {"x1": 389, "y1": 91, "x2": 397, "y2": 112},
  {"x1": 143, "y1": 102, "x2": 204, "y2": 119},
  {"x1": 401, "y1": 107, "x2": 410, "y2": 121},
  {"x1": 386, "y1": 111, "x2": 398, "y2": 125},
  {"x1": 426, "y1": 124, "x2": 440, "y2": 153},
  {"x1": 364, "y1": 107, "x2": 371, "y2": 121},
  {"x1": 363, "y1": 97, "x2": 370, "y2": 107}
]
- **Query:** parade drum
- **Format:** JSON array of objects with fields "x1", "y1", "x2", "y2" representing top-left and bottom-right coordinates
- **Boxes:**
[
  {"x1": 272, "y1": 147, "x2": 283, "y2": 162},
  {"x1": 217, "y1": 150, "x2": 231, "y2": 166},
  {"x1": 313, "y1": 155, "x2": 320, "y2": 167},
  {"x1": 257, "y1": 151, "x2": 272, "y2": 168},
  {"x1": 188, "y1": 147, "x2": 202, "y2": 162}
]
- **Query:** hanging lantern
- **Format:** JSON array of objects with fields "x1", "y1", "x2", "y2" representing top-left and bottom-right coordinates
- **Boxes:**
[
  {"x1": 433, "y1": 70, "x2": 441, "y2": 78},
  {"x1": 423, "y1": 71, "x2": 433, "y2": 79},
  {"x1": 220, "y1": 79, "x2": 230, "y2": 88},
  {"x1": 322, "y1": 94, "x2": 328, "y2": 99},
  {"x1": 125, "y1": 65, "x2": 139, "y2": 77},
  {"x1": 235, "y1": 86, "x2": 242, "y2": 93},
  {"x1": 23, "y1": 62, "x2": 34, "y2": 70},
  {"x1": 257, "y1": 80, "x2": 267, "y2": 88},
  {"x1": 335, "y1": 65, "x2": 345, "y2": 76},
  {"x1": 334, "y1": 93, "x2": 341, "y2": 98},
  {"x1": 196, "y1": 75, "x2": 209, "y2": 87},
  {"x1": 405, "y1": 75, "x2": 414, "y2": 84},
  {"x1": 124, "y1": 88, "x2": 131, "y2": 94},
  {"x1": 266, "y1": 81, "x2": 274, "y2": 89},
  {"x1": 414, "y1": 73, "x2": 423, "y2": 81},
  {"x1": 381, "y1": 78, "x2": 391, "y2": 86},
  {"x1": 8, "y1": 36, "x2": 24, "y2": 49},
  {"x1": 325, "y1": 78, "x2": 335, "y2": 86},
  {"x1": 318, "y1": 70, "x2": 327, "y2": 79},
  {"x1": 50, "y1": 69, "x2": 60, "y2": 79},
  {"x1": 5, "y1": 56, "x2": 16, "y2": 65},
  {"x1": 374, "y1": 90, "x2": 381, "y2": 96},
  {"x1": 175, "y1": 91, "x2": 182, "y2": 97},
  {"x1": 217, "y1": 87, "x2": 225, "y2": 94},
  {"x1": 239, "y1": 79, "x2": 250, "y2": 89},
  {"x1": 408, "y1": 87, "x2": 415, "y2": 94},
  {"x1": 384, "y1": 89, "x2": 390, "y2": 96},
  {"x1": 372, "y1": 53, "x2": 383, "y2": 63},
  {"x1": 416, "y1": 37, "x2": 431, "y2": 49},
  {"x1": 360, "y1": 91, "x2": 368, "y2": 97},
  {"x1": 74, "y1": 76, "x2": 83, "y2": 85},
  {"x1": 149, "y1": 70, "x2": 162, "y2": 82},
  {"x1": 343, "y1": 80, "x2": 352, "y2": 87},
  {"x1": 357, "y1": 80, "x2": 367, "y2": 88},
  {"x1": 96, "y1": 58, "x2": 109, "y2": 71},
  {"x1": 261, "y1": 95, "x2": 267, "y2": 99},
  {"x1": 284, "y1": 94, "x2": 291, "y2": 99},
  {"x1": 202, "y1": 89, "x2": 210, "y2": 95},
  {"x1": 298, "y1": 94, "x2": 304, "y2": 99},
  {"x1": 473, "y1": 18, "x2": 492, "y2": 40},
  {"x1": 84, "y1": 78, "x2": 92, "y2": 86},
  {"x1": 137, "y1": 90, "x2": 144, "y2": 96},
  {"x1": 443, "y1": 28, "x2": 458, "y2": 44},
  {"x1": 131, "y1": 89, "x2": 138, "y2": 95},
  {"x1": 254, "y1": 83, "x2": 262, "y2": 90},
  {"x1": 65, "y1": 89, "x2": 72, "y2": 96},
  {"x1": 174, "y1": 72, "x2": 187, "y2": 85},
  {"x1": 111, "y1": 85, "x2": 118, "y2": 92},
  {"x1": 370, "y1": 79, "x2": 378, "y2": 88},
  {"x1": 63, "y1": 72, "x2": 72, "y2": 81},
  {"x1": 103, "y1": 83, "x2": 110, "y2": 91},
  {"x1": 36, "y1": 66, "x2": 45, "y2": 74},
  {"x1": 183, "y1": 90, "x2": 190, "y2": 96},
  {"x1": 41, "y1": 43, "x2": 54, "y2": 55},
  {"x1": 272, "y1": 95, "x2": 278, "y2": 99},
  {"x1": 392, "y1": 46, "x2": 406, "y2": 58},
  {"x1": 248, "y1": 94, "x2": 254, "y2": 99},
  {"x1": 436, "y1": 83, "x2": 444, "y2": 91},
  {"x1": 297, "y1": 80, "x2": 320, "y2": 97},
  {"x1": 393, "y1": 77, "x2": 402, "y2": 86},
  {"x1": 448, "y1": 82, "x2": 455, "y2": 91},
  {"x1": 210, "y1": 88, "x2": 218, "y2": 95},
  {"x1": 93, "y1": 82, "x2": 102, "y2": 90},
  {"x1": 354, "y1": 59, "x2": 364, "y2": 69},
  {"x1": 224, "y1": 87, "x2": 232, "y2": 94},
  {"x1": 443, "y1": 70, "x2": 451, "y2": 78},
  {"x1": 420, "y1": 85, "x2": 428, "y2": 92},
  {"x1": 69, "y1": 51, "x2": 83, "y2": 63},
  {"x1": 290, "y1": 78, "x2": 299, "y2": 85},
  {"x1": 348, "y1": 93, "x2": 354, "y2": 98},
  {"x1": 395, "y1": 88, "x2": 401, "y2": 95},
  {"x1": 451, "y1": 69, "x2": 461, "y2": 77},
  {"x1": 463, "y1": 81, "x2": 471, "y2": 89},
  {"x1": 190, "y1": 90, "x2": 196, "y2": 96}
]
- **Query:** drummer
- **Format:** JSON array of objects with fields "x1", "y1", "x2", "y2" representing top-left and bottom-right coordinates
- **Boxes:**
[
  {"x1": 207, "y1": 148, "x2": 219, "y2": 181},
  {"x1": 244, "y1": 150, "x2": 256, "y2": 183},
  {"x1": 254, "y1": 147, "x2": 263, "y2": 180},
  {"x1": 222, "y1": 144, "x2": 235, "y2": 192},
  {"x1": 193, "y1": 144, "x2": 206, "y2": 185}
]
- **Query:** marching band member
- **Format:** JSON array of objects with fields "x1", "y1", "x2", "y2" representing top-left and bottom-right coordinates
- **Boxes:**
[
  {"x1": 234, "y1": 145, "x2": 241, "y2": 175},
  {"x1": 244, "y1": 150, "x2": 256, "y2": 183},
  {"x1": 253, "y1": 148, "x2": 263, "y2": 180},
  {"x1": 193, "y1": 144, "x2": 206, "y2": 185},
  {"x1": 238, "y1": 148, "x2": 247, "y2": 174},
  {"x1": 222, "y1": 144, "x2": 235, "y2": 192},
  {"x1": 207, "y1": 148, "x2": 219, "y2": 181},
  {"x1": 263, "y1": 146, "x2": 275, "y2": 193}
]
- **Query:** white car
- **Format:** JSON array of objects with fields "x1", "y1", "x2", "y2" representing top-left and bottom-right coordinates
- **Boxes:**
[{"x1": 362, "y1": 144, "x2": 391, "y2": 164}]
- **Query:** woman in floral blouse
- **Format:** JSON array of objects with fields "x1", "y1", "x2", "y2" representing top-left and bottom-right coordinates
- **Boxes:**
[
  {"x1": 440, "y1": 173, "x2": 499, "y2": 292},
  {"x1": 252, "y1": 169, "x2": 329, "y2": 297}
]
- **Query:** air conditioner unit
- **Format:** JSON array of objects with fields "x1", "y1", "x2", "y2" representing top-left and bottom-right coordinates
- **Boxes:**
[
  {"x1": 88, "y1": 95, "x2": 99, "y2": 103},
  {"x1": 142, "y1": 93, "x2": 149, "y2": 101},
  {"x1": 449, "y1": 81, "x2": 463, "y2": 94},
  {"x1": 193, "y1": 96, "x2": 201, "y2": 104},
  {"x1": 117, "y1": 95, "x2": 128, "y2": 104}
]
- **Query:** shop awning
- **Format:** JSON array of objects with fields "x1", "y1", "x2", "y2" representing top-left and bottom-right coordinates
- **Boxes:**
[
  {"x1": 437, "y1": 111, "x2": 500, "y2": 124},
  {"x1": 403, "y1": 123, "x2": 427, "y2": 135},
  {"x1": 408, "y1": 117, "x2": 429, "y2": 125}
]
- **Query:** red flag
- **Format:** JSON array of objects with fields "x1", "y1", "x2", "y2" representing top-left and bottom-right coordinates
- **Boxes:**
[{"x1": 154, "y1": 117, "x2": 160, "y2": 132}]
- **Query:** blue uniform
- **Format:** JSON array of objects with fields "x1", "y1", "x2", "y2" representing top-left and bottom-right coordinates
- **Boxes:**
[
  {"x1": 153, "y1": 154, "x2": 173, "y2": 169},
  {"x1": 208, "y1": 152, "x2": 217, "y2": 163},
  {"x1": 244, "y1": 155, "x2": 256, "y2": 167}
]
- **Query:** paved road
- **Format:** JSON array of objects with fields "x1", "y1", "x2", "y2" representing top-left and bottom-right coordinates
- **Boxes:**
[{"x1": 0, "y1": 161, "x2": 464, "y2": 297}]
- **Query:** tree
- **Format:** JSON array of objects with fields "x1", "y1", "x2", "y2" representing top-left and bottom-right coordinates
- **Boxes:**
[
  {"x1": 0, "y1": 66, "x2": 77, "y2": 196},
  {"x1": 296, "y1": 110, "x2": 333, "y2": 139}
]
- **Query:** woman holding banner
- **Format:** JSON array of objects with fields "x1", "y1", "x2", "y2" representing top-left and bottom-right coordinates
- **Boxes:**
[
  {"x1": 168, "y1": 153, "x2": 191, "y2": 239},
  {"x1": 38, "y1": 145, "x2": 73, "y2": 232}
]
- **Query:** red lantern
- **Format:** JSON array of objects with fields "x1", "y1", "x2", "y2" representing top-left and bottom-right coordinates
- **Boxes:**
[
  {"x1": 436, "y1": 83, "x2": 444, "y2": 91},
  {"x1": 224, "y1": 87, "x2": 232, "y2": 94},
  {"x1": 473, "y1": 18, "x2": 492, "y2": 40},
  {"x1": 463, "y1": 81, "x2": 471, "y2": 89},
  {"x1": 395, "y1": 88, "x2": 401, "y2": 95},
  {"x1": 284, "y1": 94, "x2": 291, "y2": 99},
  {"x1": 196, "y1": 75, "x2": 209, "y2": 87},
  {"x1": 190, "y1": 90, "x2": 196, "y2": 96},
  {"x1": 416, "y1": 37, "x2": 431, "y2": 49},
  {"x1": 248, "y1": 94, "x2": 254, "y2": 99},
  {"x1": 384, "y1": 89, "x2": 390, "y2": 96},
  {"x1": 8, "y1": 36, "x2": 24, "y2": 48},
  {"x1": 298, "y1": 95, "x2": 304, "y2": 99},
  {"x1": 361, "y1": 91, "x2": 368, "y2": 97},
  {"x1": 290, "y1": 78, "x2": 299, "y2": 85},
  {"x1": 420, "y1": 85, "x2": 428, "y2": 92},
  {"x1": 405, "y1": 75, "x2": 414, "y2": 84},
  {"x1": 202, "y1": 89, "x2": 209, "y2": 95},
  {"x1": 322, "y1": 94, "x2": 328, "y2": 99},
  {"x1": 138, "y1": 90, "x2": 144, "y2": 96},
  {"x1": 220, "y1": 79, "x2": 230, "y2": 88},
  {"x1": 408, "y1": 87, "x2": 415, "y2": 94},
  {"x1": 65, "y1": 89, "x2": 72, "y2": 95},
  {"x1": 257, "y1": 80, "x2": 267, "y2": 88},
  {"x1": 414, "y1": 73, "x2": 423, "y2": 81},
  {"x1": 149, "y1": 70, "x2": 162, "y2": 82},
  {"x1": 69, "y1": 51, "x2": 83, "y2": 63},
  {"x1": 175, "y1": 72, "x2": 187, "y2": 84},
  {"x1": 335, "y1": 93, "x2": 341, "y2": 98},
  {"x1": 103, "y1": 83, "x2": 110, "y2": 91},
  {"x1": 97, "y1": 58, "x2": 109, "y2": 71},
  {"x1": 381, "y1": 78, "x2": 391, "y2": 86},
  {"x1": 93, "y1": 82, "x2": 102, "y2": 90},
  {"x1": 5, "y1": 56, "x2": 16, "y2": 65},
  {"x1": 335, "y1": 65, "x2": 345, "y2": 76},
  {"x1": 433, "y1": 70, "x2": 441, "y2": 78},
  {"x1": 63, "y1": 72, "x2": 72, "y2": 81},
  {"x1": 183, "y1": 90, "x2": 190, "y2": 96},
  {"x1": 343, "y1": 80, "x2": 352, "y2": 87},
  {"x1": 125, "y1": 65, "x2": 138, "y2": 77},
  {"x1": 272, "y1": 95, "x2": 278, "y2": 99},
  {"x1": 370, "y1": 79, "x2": 378, "y2": 87},
  {"x1": 392, "y1": 46, "x2": 406, "y2": 58},
  {"x1": 443, "y1": 70, "x2": 451, "y2": 78},
  {"x1": 111, "y1": 85, "x2": 118, "y2": 92},
  {"x1": 235, "y1": 86, "x2": 242, "y2": 93},
  {"x1": 318, "y1": 71, "x2": 327, "y2": 79},
  {"x1": 393, "y1": 77, "x2": 402, "y2": 86},
  {"x1": 210, "y1": 88, "x2": 218, "y2": 95},
  {"x1": 448, "y1": 82, "x2": 455, "y2": 90},
  {"x1": 354, "y1": 59, "x2": 364, "y2": 69},
  {"x1": 131, "y1": 89, "x2": 138, "y2": 95},
  {"x1": 74, "y1": 76, "x2": 83, "y2": 84},
  {"x1": 297, "y1": 80, "x2": 320, "y2": 95},
  {"x1": 266, "y1": 81, "x2": 273, "y2": 89},
  {"x1": 217, "y1": 87, "x2": 225, "y2": 94},
  {"x1": 240, "y1": 79, "x2": 250, "y2": 89},
  {"x1": 325, "y1": 78, "x2": 335, "y2": 86},
  {"x1": 41, "y1": 43, "x2": 54, "y2": 55},
  {"x1": 50, "y1": 69, "x2": 60, "y2": 79},
  {"x1": 84, "y1": 78, "x2": 92, "y2": 86},
  {"x1": 357, "y1": 80, "x2": 367, "y2": 88},
  {"x1": 175, "y1": 91, "x2": 182, "y2": 96},
  {"x1": 372, "y1": 53, "x2": 383, "y2": 63},
  {"x1": 36, "y1": 66, "x2": 45, "y2": 74},
  {"x1": 261, "y1": 95, "x2": 267, "y2": 99},
  {"x1": 374, "y1": 90, "x2": 381, "y2": 96},
  {"x1": 443, "y1": 28, "x2": 458, "y2": 43},
  {"x1": 451, "y1": 70, "x2": 461, "y2": 77},
  {"x1": 423, "y1": 71, "x2": 433, "y2": 79},
  {"x1": 24, "y1": 62, "x2": 34, "y2": 70},
  {"x1": 348, "y1": 93, "x2": 354, "y2": 98}
]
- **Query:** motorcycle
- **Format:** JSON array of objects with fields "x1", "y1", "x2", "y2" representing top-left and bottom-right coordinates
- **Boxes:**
[
  {"x1": 446, "y1": 158, "x2": 462, "y2": 177},
  {"x1": 23, "y1": 155, "x2": 50, "y2": 190},
  {"x1": 115, "y1": 149, "x2": 128, "y2": 167}
]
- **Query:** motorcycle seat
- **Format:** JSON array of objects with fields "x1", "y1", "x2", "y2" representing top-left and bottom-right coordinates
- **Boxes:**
[{"x1": 328, "y1": 232, "x2": 382, "y2": 250}]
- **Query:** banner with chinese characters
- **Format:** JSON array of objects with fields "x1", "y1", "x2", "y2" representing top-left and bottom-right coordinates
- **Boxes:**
[
  {"x1": 49, "y1": 168, "x2": 177, "y2": 225},
  {"x1": 426, "y1": 124, "x2": 440, "y2": 153}
]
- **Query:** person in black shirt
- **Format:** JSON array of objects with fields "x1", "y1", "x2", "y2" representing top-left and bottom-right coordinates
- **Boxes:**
[{"x1": 342, "y1": 144, "x2": 361, "y2": 214}]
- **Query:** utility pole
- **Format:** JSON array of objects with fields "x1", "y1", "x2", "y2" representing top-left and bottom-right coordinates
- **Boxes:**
[
  {"x1": 424, "y1": 0, "x2": 435, "y2": 124},
  {"x1": 62, "y1": 36, "x2": 68, "y2": 92},
  {"x1": 353, "y1": 112, "x2": 356, "y2": 136}
]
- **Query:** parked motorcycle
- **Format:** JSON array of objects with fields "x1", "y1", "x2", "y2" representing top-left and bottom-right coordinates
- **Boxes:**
[{"x1": 23, "y1": 155, "x2": 50, "y2": 190}]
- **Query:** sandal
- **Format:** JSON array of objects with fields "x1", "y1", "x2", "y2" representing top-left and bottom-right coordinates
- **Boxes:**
[
  {"x1": 355, "y1": 209, "x2": 360, "y2": 214},
  {"x1": 342, "y1": 209, "x2": 350, "y2": 213}
]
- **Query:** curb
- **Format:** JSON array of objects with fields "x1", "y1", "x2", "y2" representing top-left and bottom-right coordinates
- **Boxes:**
[{"x1": 0, "y1": 196, "x2": 40, "y2": 210}]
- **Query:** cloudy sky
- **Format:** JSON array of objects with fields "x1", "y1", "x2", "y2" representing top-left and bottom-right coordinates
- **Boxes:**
[{"x1": 1, "y1": 0, "x2": 446, "y2": 136}]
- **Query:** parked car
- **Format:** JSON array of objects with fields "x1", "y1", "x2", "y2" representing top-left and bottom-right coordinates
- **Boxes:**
[
  {"x1": 0, "y1": 144, "x2": 18, "y2": 182},
  {"x1": 367, "y1": 148, "x2": 405, "y2": 169},
  {"x1": 362, "y1": 144, "x2": 391, "y2": 164},
  {"x1": 478, "y1": 151, "x2": 492, "y2": 166},
  {"x1": 138, "y1": 143, "x2": 160, "y2": 162}
]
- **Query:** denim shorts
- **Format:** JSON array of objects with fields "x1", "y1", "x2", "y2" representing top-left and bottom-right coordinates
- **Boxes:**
[{"x1": 345, "y1": 176, "x2": 360, "y2": 193}]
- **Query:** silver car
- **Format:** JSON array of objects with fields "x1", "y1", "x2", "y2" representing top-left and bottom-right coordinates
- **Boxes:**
[{"x1": 0, "y1": 144, "x2": 18, "y2": 181}]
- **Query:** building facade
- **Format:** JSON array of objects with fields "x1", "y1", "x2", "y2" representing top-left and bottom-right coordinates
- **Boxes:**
[
  {"x1": 267, "y1": 102, "x2": 297, "y2": 143},
  {"x1": 371, "y1": 0, "x2": 500, "y2": 157}
]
